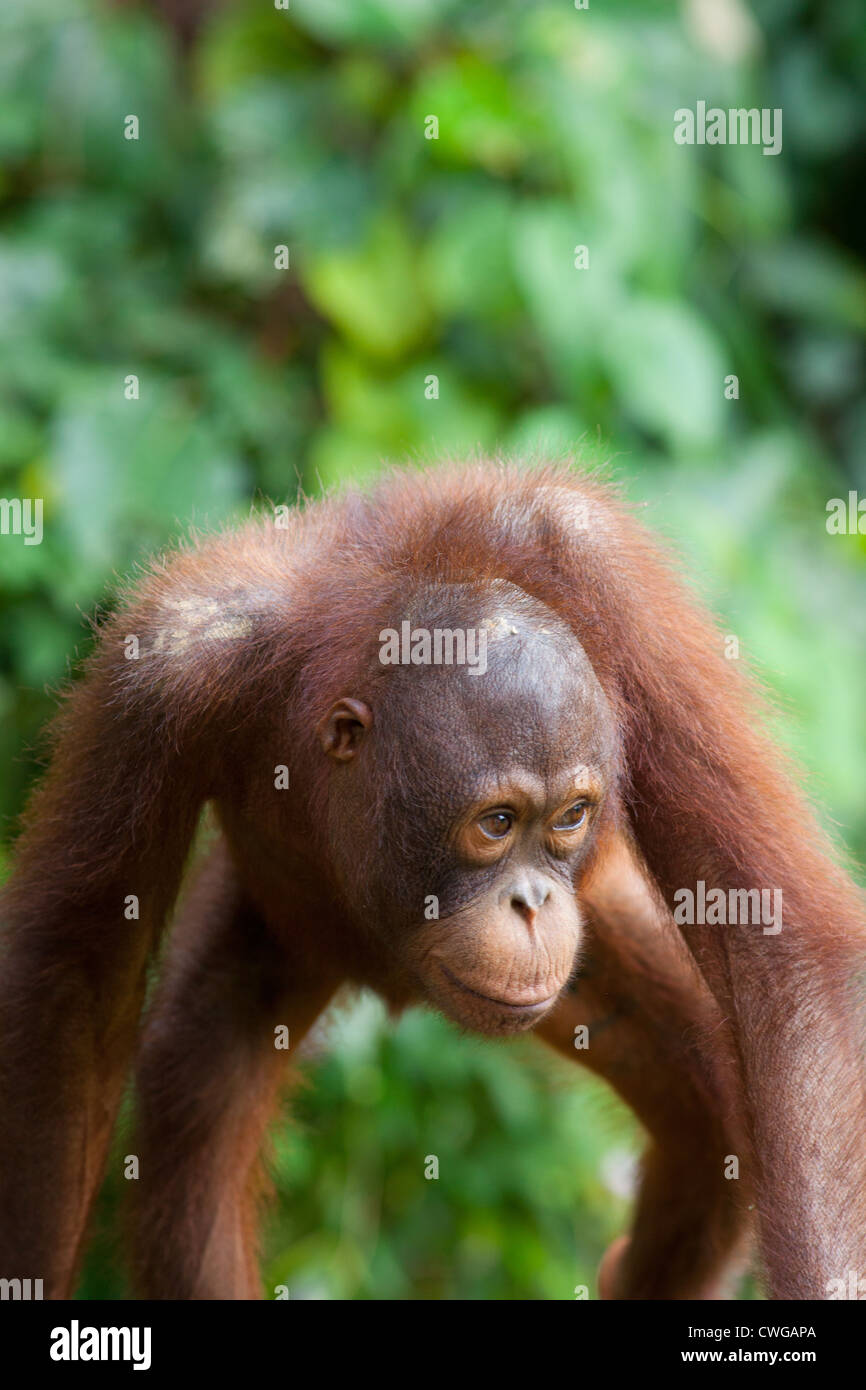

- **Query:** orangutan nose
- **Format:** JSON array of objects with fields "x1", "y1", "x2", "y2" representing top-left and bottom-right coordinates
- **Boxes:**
[{"x1": 507, "y1": 876, "x2": 551, "y2": 925}]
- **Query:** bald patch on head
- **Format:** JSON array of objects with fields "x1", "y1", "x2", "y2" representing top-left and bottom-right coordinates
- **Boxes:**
[
  {"x1": 536, "y1": 484, "x2": 608, "y2": 535},
  {"x1": 151, "y1": 596, "x2": 255, "y2": 658}
]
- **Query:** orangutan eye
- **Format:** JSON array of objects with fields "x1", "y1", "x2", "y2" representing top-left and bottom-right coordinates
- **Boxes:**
[
  {"x1": 479, "y1": 811, "x2": 514, "y2": 840},
  {"x1": 552, "y1": 802, "x2": 589, "y2": 832}
]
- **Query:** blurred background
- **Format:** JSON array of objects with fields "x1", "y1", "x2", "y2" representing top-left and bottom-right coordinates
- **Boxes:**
[{"x1": 1, "y1": 0, "x2": 864, "y2": 1299}]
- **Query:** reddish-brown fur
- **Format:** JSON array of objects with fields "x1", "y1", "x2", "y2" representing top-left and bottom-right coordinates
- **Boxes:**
[{"x1": 0, "y1": 459, "x2": 864, "y2": 1299}]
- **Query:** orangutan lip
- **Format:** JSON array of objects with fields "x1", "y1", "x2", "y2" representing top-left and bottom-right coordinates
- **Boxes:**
[{"x1": 441, "y1": 965, "x2": 557, "y2": 1011}]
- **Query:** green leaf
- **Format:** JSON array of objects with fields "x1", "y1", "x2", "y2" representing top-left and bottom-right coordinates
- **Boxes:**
[
  {"x1": 602, "y1": 297, "x2": 726, "y2": 450},
  {"x1": 302, "y1": 215, "x2": 432, "y2": 359}
]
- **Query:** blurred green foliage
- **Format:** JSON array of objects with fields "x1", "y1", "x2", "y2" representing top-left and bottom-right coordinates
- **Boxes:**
[{"x1": 1, "y1": 0, "x2": 864, "y2": 1298}]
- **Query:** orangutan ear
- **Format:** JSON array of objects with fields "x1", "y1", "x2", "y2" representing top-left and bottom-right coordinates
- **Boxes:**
[{"x1": 316, "y1": 698, "x2": 373, "y2": 762}]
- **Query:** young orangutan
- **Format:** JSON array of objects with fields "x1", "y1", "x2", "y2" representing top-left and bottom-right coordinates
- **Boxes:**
[{"x1": 0, "y1": 461, "x2": 863, "y2": 1299}]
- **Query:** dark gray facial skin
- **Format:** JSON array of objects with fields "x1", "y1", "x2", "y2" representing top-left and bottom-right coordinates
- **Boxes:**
[{"x1": 318, "y1": 581, "x2": 619, "y2": 1035}]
